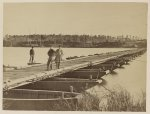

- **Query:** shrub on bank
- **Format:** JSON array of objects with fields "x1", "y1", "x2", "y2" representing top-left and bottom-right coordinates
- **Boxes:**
[
  {"x1": 50, "y1": 88, "x2": 146, "y2": 111},
  {"x1": 100, "y1": 89, "x2": 146, "y2": 111}
]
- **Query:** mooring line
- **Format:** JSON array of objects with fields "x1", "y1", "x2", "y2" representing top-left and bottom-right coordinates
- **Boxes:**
[{"x1": 101, "y1": 85, "x2": 114, "y2": 94}]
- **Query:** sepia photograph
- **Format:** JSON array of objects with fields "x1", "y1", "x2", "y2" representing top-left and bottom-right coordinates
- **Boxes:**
[{"x1": 2, "y1": 1, "x2": 148, "y2": 112}]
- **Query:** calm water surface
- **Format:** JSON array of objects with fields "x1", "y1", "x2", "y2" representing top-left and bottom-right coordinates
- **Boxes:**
[{"x1": 88, "y1": 53, "x2": 146, "y2": 99}]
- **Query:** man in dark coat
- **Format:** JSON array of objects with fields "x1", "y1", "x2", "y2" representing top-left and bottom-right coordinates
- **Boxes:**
[
  {"x1": 47, "y1": 46, "x2": 55, "y2": 70},
  {"x1": 29, "y1": 47, "x2": 35, "y2": 63}
]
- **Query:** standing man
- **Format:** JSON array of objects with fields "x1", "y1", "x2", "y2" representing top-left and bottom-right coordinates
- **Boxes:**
[
  {"x1": 29, "y1": 47, "x2": 35, "y2": 63},
  {"x1": 55, "y1": 45, "x2": 63, "y2": 69},
  {"x1": 47, "y1": 46, "x2": 55, "y2": 70}
]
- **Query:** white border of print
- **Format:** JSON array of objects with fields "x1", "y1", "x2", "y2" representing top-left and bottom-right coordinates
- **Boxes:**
[{"x1": 0, "y1": 0, "x2": 149, "y2": 114}]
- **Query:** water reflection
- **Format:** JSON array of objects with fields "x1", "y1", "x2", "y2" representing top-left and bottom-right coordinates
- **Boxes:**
[
  {"x1": 99, "y1": 78, "x2": 107, "y2": 86},
  {"x1": 117, "y1": 66, "x2": 125, "y2": 69},
  {"x1": 110, "y1": 70, "x2": 118, "y2": 75},
  {"x1": 124, "y1": 63, "x2": 130, "y2": 65}
]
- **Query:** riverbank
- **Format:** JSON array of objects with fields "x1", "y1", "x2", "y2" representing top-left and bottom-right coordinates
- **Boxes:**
[{"x1": 47, "y1": 88, "x2": 145, "y2": 111}]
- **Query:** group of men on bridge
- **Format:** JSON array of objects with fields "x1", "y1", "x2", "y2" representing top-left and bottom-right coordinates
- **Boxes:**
[{"x1": 29, "y1": 45, "x2": 63, "y2": 70}]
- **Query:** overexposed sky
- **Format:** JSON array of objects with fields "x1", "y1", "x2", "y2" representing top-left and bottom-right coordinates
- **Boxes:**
[{"x1": 3, "y1": 2, "x2": 148, "y2": 39}]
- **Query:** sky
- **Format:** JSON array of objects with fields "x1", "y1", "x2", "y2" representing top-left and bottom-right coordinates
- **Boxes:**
[{"x1": 3, "y1": 2, "x2": 148, "y2": 39}]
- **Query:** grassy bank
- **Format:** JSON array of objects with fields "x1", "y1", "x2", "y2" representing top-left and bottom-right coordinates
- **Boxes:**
[{"x1": 51, "y1": 88, "x2": 146, "y2": 111}]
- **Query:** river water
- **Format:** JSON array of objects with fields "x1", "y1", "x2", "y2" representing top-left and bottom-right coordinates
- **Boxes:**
[{"x1": 88, "y1": 53, "x2": 146, "y2": 100}]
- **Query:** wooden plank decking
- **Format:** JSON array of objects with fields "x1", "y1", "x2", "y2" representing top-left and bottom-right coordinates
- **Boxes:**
[{"x1": 3, "y1": 49, "x2": 143, "y2": 90}]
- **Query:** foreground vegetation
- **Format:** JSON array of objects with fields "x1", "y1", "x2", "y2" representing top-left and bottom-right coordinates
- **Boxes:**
[{"x1": 51, "y1": 88, "x2": 146, "y2": 111}]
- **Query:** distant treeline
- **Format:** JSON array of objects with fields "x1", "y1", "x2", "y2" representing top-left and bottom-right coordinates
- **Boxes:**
[{"x1": 3, "y1": 34, "x2": 147, "y2": 48}]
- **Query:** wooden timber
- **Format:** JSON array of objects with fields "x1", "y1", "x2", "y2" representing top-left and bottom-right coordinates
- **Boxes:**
[
  {"x1": 3, "y1": 48, "x2": 146, "y2": 91},
  {"x1": 15, "y1": 80, "x2": 101, "y2": 93},
  {"x1": 3, "y1": 89, "x2": 79, "y2": 110}
]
